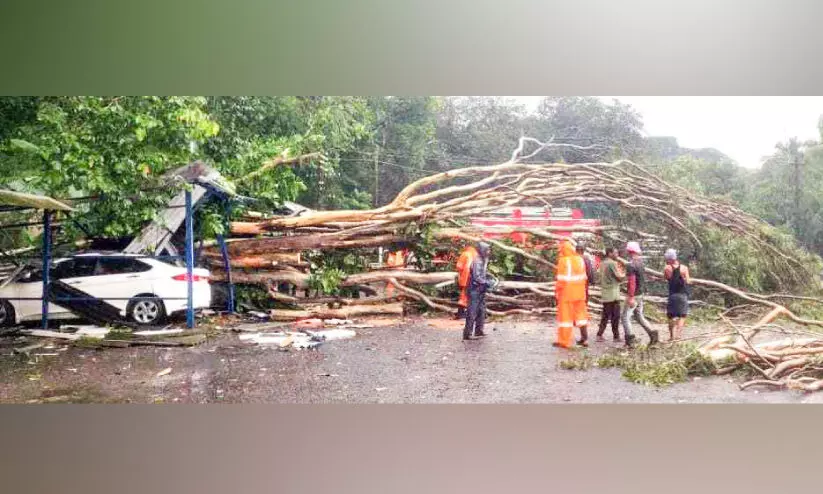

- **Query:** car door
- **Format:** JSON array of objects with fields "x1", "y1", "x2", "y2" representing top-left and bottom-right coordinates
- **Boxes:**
[
  {"x1": 11, "y1": 266, "x2": 60, "y2": 321},
  {"x1": 13, "y1": 258, "x2": 97, "y2": 320},
  {"x1": 76, "y1": 257, "x2": 155, "y2": 313},
  {"x1": 57, "y1": 257, "x2": 101, "y2": 303}
]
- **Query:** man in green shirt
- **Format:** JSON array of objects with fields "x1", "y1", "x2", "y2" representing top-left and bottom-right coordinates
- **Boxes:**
[{"x1": 596, "y1": 247, "x2": 625, "y2": 342}]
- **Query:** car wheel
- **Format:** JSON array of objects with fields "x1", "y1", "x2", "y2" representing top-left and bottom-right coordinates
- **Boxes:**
[
  {"x1": 127, "y1": 296, "x2": 166, "y2": 326},
  {"x1": 0, "y1": 300, "x2": 15, "y2": 328}
]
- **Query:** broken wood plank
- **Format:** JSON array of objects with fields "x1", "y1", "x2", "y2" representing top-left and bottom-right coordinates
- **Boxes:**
[
  {"x1": 103, "y1": 339, "x2": 185, "y2": 347},
  {"x1": 13, "y1": 343, "x2": 46, "y2": 355},
  {"x1": 21, "y1": 330, "x2": 82, "y2": 341},
  {"x1": 123, "y1": 184, "x2": 208, "y2": 255},
  {"x1": 133, "y1": 328, "x2": 185, "y2": 336},
  {"x1": 231, "y1": 322, "x2": 293, "y2": 333},
  {"x1": 269, "y1": 303, "x2": 404, "y2": 321}
]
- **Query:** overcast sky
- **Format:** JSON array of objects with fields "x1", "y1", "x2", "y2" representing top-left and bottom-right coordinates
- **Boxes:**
[{"x1": 512, "y1": 97, "x2": 823, "y2": 169}]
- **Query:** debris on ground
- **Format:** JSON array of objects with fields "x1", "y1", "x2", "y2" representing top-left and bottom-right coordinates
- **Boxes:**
[
  {"x1": 134, "y1": 328, "x2": 185, "y2": 336},
  {"x1": 238, "y1": 327, "x2": 357, "y2": 350},
  {"x1": 231, "y1": 322, "x2": 292, "y2": 333},
  {"x1": 323, "y1": 319, "x2": 352, "y2": 326},
  {"x1": 292, "y1": 318, "x2": 324, "y2": 328},
  {"x1": 308, "y1": 329, "x2": 357, "y2": 341},
  {"x1": 239, "y1": 332, "x2": 322, "y2": 350},
  {"x1": 72, "y1": 326, "x2": 111, "y2": 338},
  {"x1": 12, "y1": 342, "x2": 46, "y2": 356},
  {"x1": 156, "y1": 368, "x2": 172, "y2": 377},
  {"x1": 21, "y1": 330, "x2": 82, "y2": 340}
]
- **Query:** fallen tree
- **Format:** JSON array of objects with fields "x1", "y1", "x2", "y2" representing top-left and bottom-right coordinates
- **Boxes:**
[{"x1": 202, "y1": 137, "x2": 823, "y2": 342}]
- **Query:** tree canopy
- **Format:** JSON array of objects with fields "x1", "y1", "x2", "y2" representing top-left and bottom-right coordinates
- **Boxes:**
[{"x1": 3, "y1": 96, "x2": 823, "y2": 293}]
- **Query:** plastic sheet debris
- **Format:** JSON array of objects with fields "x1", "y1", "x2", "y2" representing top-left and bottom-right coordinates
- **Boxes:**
[
  {"x1": 307, "y1": 329, "x2": 357, "y2": 341},
  {"x1": 239, "y1": 328, "x2": 356, "y2": 350},
  {"x1": 72, "y1": 326, "x2": 111, "y2": 338},
  {"x1": 323, "y1": 319, "x2": 353, "y2": 326}
]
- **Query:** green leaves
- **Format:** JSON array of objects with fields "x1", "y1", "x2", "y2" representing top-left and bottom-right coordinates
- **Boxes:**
[
  {"x1": 8, "y1": 138, "x2": 40, "y2": 154},
  {"x1": 308, "y1": 267, "x2": 346, "y2": 295}
]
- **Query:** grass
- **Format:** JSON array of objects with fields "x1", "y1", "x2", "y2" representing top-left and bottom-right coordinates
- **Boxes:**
[
  {"x1": 559, "y1": 352, "x2": 596, "y2": 370},
  {"x1": 73, "y1": 336, "x2": 104, "y2": 348},
  {"x1": 106, "y1": 328, "x2": 134, "y2": 340}
]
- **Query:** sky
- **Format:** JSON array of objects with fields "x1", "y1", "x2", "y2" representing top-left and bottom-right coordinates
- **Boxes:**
[{"x1": 512, "y1": 96, "x2": 823, "y2": 169}]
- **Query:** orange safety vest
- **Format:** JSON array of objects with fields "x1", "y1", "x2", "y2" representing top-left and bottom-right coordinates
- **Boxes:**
[
  {"x1": 555, "y1": 241, "x2": 587, "y2": 302},
  {"x1": 455, "y1": 246, "x2": 478, "y2": 308},
  {"x1": 385, "y1": 250, "x2": 406, "y2": 297}
]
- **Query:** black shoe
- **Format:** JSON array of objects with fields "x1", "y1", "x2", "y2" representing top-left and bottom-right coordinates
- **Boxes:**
[
  {"x1": 648, "y1": 330, "x2": 660, "y2": 346},
  {"x1": 625, "y1": 335, "x2": 637, "y2": 348},
  {"x1": 475, "y1": 331, "x2": 486, "y2": 338}
]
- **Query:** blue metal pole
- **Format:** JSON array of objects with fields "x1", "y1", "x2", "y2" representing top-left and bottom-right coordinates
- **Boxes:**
[
  {"x1": 217, "y1": 234, "x2": 234, "y2": 313},
  {"x1": 219, "y1": 199, "x2": 235, "y2": 313},
  {"x1": 41, "y1": 210, "x2": 51, "y2": 329},
  {"x1": 185, "y1": 190, "x2": 194, "y2": 329}
]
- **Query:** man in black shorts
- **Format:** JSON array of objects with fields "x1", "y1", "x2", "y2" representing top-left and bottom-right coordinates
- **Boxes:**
[{"x1": 664, "y1": 248, "x2": 690, "y2": 341}]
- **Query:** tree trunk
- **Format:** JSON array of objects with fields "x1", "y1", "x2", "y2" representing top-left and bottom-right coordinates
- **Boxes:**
[{"x1": 270, "y1": 303, "x2": 404, "y2": 321}]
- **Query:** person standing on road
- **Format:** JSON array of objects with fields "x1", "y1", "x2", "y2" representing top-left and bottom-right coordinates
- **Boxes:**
[
  {"x1": 596, "y1": 247, "x2": 625, "y2": 342},
  {"x1": 554, "y1": 239, "x2": 590, "y2": 348},
  {"x1": 621, "y1": 241, "x2": 660, "y2": 348},
  {"x1": 455, "y1": 244, "x2": 479, "y2": 319},
  {"x1": 664, "y1": 248, "x2": 691, "y2": 341},
  {"x1": 576, "y1": 242, "x2": 595, "y2": 303},
  {"x1": 463, "y1": 242, "x2": 493, "y2": 340}
]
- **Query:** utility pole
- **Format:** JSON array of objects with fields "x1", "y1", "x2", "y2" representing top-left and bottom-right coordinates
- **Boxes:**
[
  {"x1": 373, "y1": 126, "x2": 387, "y2": 208},
  {"x1": 790, "y1": 141, "x2": 803, "y2": 232},
  {"x1": 373, "y1": 142, "x2": 380, "y2": 208}
]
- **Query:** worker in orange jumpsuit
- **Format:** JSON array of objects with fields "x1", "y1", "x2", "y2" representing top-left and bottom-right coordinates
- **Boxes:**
[
  {"x1": 454, "y1": 244, "x2": 479, "y2": 319},
  {"x1": 385, "y1": 249, "x2": 407, "y2": 297},
  {"x1": 553, "y1": 239, "x2": 590, "y2": 348}
]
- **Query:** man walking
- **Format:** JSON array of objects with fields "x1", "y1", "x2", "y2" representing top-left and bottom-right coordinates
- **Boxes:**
[
  {"x1": 455, "y1": 244, "x2": 479, "y2": 319},
  {"x1": 554, "y1": 239, "x2": 590, "y2": 348},
  {"x1": 596, "y1": 247, "x2": 625, "y2": 342},
  {"x1": 621, "y1": 241, "x2": 660, "y2": 348},
  {"x1": 463, "y1": 242, "x2": 493, "y2": 340},
  {"x1": 664, "y1": 248, "x2": 690, "y2": 341}
]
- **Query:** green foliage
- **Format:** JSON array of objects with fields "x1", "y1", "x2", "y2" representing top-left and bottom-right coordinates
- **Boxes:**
[
  {"x1": 2, "y1": 94, "x2": 822, "y2": 303},
  {"x1": 1, "y1": 96, "x2": 220, "y2": 240},
  {"x1": 595, "y1": 343, "x2": 717, "y2": 387},
  {"x1": 106, "y1": 328, "x2": 134, "y2": 340},
  {"x1": 488, "y1": 239, "x2": 519, "y2": 277},
  {"x1": 307, "y1": 267, "x2": 346, "y2": 296},
  {"x1": 235, "y1": 285, "x2": 278, "y2": 311},
  {"x1": 559, "y1": 352, "x2": 596, "y2": 370}
]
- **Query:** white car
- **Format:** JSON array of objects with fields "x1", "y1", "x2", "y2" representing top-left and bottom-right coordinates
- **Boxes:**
[{"x1": 0, "y1": 253, "x2": 212, "y2": 327}]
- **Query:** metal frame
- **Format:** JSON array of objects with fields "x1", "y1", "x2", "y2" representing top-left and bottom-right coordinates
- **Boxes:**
[{"x1": 1, "y1": 184, "x2": 240, "y2": 330}]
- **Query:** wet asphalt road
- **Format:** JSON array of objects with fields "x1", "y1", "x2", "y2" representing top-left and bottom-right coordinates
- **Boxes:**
[{"x1": 2, "y1": 317, "x2": 823, "y2": 404}]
